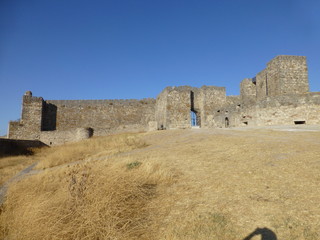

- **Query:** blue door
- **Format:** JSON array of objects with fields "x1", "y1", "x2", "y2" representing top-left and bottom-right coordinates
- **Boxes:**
[{"x1": 191, "y1": 111, "x2": 197, "y2": 126}]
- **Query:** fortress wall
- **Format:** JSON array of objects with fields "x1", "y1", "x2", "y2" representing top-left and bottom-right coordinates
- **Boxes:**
[
  {"x1": 6, "y1": 55, "x2": 319, "y2": 143},
  {"x1": 8, "y1": 121, "x2": 24, "y2": 139},
  {"x1": 254, "y1": 104, "x2": 320, "y2": 126},
  {"x1": 194, "y1": 86, "x2": 225, "y2": 128},
  {"x1": 40, "y1": 128, "x2": 93, "y2": 146},
  {"x1": 165, "y1": 87, "x2": 191, "y2": 129},
  {"x1": 212, "y1": 102, "x2": 244, "y2": 128},
  {"x1": 245, "y1": 93, "x2": 320, "y2": 126},
  {"x1": 256, "y1": 69, "x2": 267, "y2": 100},
  {"x1": 256, "y1": 93, "x2": 320, "y2": 108},
  {"x1": 8, "y1": 94, "x2": 43, "y2": 140},
  {"x1": 240, "y1": 78, "x2": 256, "y2": 104},
  {"x1": 237, "y1": 107, "x2": 257, "y2": 127},
  {"x1": 201, "y1": 86, "x2": 226, "y2": 112},
  {"x1": 265, "y1": 58, "x2": 281, "y2": 97},
  {"x1": 155, "y1": 88, "x2": 169, "y2": 129},
  {"x1": 44, "y1": 98, "x2": 156, "y2": 135},
  {"x1": 226, "y1": 95, "x2": 240, "y2": 105},
  {"x1": 267, "y1": 56, "x2": 309, "y2": 95},
  {"x1": 213, "y1": 93, "x2": 320, "y2": 128},
  {"x1": 155, "y1": 86, "x2": 226, "y2": 129},
  {"x1": 253, "y1": 56, "x2": 309, "y2": 101}
]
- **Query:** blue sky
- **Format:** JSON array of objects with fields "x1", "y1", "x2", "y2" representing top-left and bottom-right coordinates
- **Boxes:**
[{"x1": 1, "y1": 0, "x2": 320, "y2": 136}]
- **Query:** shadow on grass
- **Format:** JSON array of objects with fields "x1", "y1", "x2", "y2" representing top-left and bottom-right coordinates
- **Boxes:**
[{"x1": 243, "y1": 227, "x2": 277, "y2": 240}]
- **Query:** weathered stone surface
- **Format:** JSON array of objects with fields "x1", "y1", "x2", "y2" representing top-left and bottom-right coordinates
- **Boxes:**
[
  {"x1": 8, "y1": 95, "x2": 43, "y2": 140},
  {"x1": 40, "y1": 128, "x2": 94, "y2": 146}
]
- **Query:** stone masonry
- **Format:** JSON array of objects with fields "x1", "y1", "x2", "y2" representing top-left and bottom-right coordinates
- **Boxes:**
[{"x1": 7, "y1": 55, "x2": 320, "y2": 145}]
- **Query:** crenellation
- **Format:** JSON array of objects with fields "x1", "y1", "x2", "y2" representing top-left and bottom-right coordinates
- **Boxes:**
[{"x1": 6, "y1": 55, "x2": 320, "y2": 145}]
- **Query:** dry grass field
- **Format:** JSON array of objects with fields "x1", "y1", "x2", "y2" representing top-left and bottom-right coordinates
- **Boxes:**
[
  {"x1": 0, "y1": 155, "x2": 38, "y2": 186},
  {"x1": 1, "y1": 127, "x2": 320, "y2": 239}
]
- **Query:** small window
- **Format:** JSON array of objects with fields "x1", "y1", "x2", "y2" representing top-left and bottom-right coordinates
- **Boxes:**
[{"x1": 294, "y1": 121, "x2": 306, "y2": 125}]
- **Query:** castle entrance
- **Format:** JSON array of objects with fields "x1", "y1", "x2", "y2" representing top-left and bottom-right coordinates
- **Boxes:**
[{"x1": 191, "y1": 111, "x2": 197, "y2": 126}]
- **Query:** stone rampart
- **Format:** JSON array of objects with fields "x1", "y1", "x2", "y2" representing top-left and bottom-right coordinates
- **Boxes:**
[
  {"x1": 214, "y1": 93, "x2": 320, "y2": 128},
  {"x1": 267, "y1": 55, "x2": 309, "y2": 95},
  {"x1": 6, "y1": 55, "x2": 320, "y2": 145},
  {"x1": 40, "y1": 128, "x2": 94, "y2": 146},
  {"x1": 155, "y1": 86, "x2": 226, "y2": 129},
  {"x1": 43, "y1": 98, "x2": 156, "y2": 135},
  {"x1": 240, "y1": 78, "x2": 256, "y2": 105},
  {"x1": 8, "y1": 92, "x2": 43, "y2": 140}
]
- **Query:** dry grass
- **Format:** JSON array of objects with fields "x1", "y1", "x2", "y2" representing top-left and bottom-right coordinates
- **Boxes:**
[
  {"x1": 1, "y1": 128, "x2": 320, "y2": 239},
  {"x1": 35, "y1": 133, "x2": 148, "y2": 169},
  {"x1": 0, "y1": 155, "x2": 37, "y2": 185},
  {"x1": 0, "y1": 160, "x2": 170, "y2": 240},
  {"x1": 0, "y1": 133, "x2": 173, "y2": 240}
]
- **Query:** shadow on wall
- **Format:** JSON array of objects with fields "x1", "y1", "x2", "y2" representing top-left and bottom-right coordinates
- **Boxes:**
[
  {"x1": 243, "y1": 227, "x2": 277, "y2": 240},
  {"x1": 42, "y1": 103, "x2": 57, "y2": 131}
]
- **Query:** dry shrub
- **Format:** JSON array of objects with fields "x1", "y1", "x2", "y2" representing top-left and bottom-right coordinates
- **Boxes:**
[
  {"x1": 36, "y1": 133, "x2": 147, "y2": 169},
  {"x1": 0, "y1": 158, "x2": 168, "y2": 240}
]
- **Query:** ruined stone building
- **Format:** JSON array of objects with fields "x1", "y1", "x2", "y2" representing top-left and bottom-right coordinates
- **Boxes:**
[{"x1": 7, "y1": 55, "x2": 320, "y2": 145}]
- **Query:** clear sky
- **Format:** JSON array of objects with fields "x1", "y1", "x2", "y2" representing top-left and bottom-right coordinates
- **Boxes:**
[{"x1": 1, "y1": 0, "x2": 320, "y2": 136}]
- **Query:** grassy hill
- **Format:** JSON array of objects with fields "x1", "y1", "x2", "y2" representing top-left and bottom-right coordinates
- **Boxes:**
[{"x1": 1, "y1": 128, "x2": 320, "y2": 239}]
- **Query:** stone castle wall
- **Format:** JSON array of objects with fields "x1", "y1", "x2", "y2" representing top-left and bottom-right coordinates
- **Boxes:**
[
  {"x1": 44, "y1": 98, "x2": 156, "y2": 135},
  {"x1": 155, "y1": 86, "x2": 226, "y2": 129},
  {"x1": 40, "y1": 128, "x2": 94, "y2": 146},
  {"x1": 8, "y1": 95, "x2": 156, "y2": 143},
  {"x1": 201, "y1": 86, "x2": 227, "y2": 128},
  {"x1": 267, "y1": 56, "x2": 309, "y2": 95},
  {"x1": 155, "y1": 86, "x2": 191, "y2": 129},
  {"x1": 8, "y1": 92, "x2": 43, "y2": 140},
  {"x1": 6, "y1": 55, "x2": 320, "y2": 145},
  {"x1": 213, "y1": 93, "x2": 320, "y2": 128},
  {"x1": 240, "y1": 78, "x2": 256, "y2": 105},
  {"x1": 206, "y1": 55, "x2": 319, "y2": 128}
]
